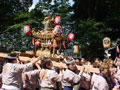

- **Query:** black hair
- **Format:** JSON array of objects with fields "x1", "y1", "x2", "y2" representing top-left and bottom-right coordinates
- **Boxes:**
[
  {"x1": 8, "y1": 54, "x2": 17, "y2": 57},
  {"x1": 99, "y1": 68, "x2": 104, "y2": 73},
  {"x1": 54, "y1": 66, "x2": 60, "y2": 74},
  {"x1": 41, "y1": 58, "x2": 52, "y2": 69}
]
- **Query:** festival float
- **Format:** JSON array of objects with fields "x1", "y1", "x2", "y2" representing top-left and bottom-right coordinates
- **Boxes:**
[
  {"x1": 31, "y1": 15, "x2": 67, "y2": 61},
  {"x1": 0, "y1": 15, "x2": 100, "y2": 73}
]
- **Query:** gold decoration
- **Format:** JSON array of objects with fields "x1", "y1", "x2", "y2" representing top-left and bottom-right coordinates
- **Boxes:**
[
  {"x1": 42, "y1": 14, "x2": 54, "y2": 31},
  {"x1": 73, "y1": 45, "x2": 79, "y2": 54},
  {"x1": 103, "y1": 37, "x2": 111, "y2": 48}
]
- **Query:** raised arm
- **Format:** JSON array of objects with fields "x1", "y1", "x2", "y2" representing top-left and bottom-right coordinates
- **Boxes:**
[{"x1": 16, "y1": 57, "x2": 40, "y2": 72}]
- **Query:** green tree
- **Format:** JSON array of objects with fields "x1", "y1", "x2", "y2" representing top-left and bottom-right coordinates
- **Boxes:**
[
  {"x1": 76, "y1": 19, "x2": 111, "y2": 59},
  {"x1": 70, "y1": 0, "x2": 120, "y2": 59},
  {"x1": 0, "y1": 0, "x2": 33, "y2": 52},
  {"x1": 72, "y1": 0, "x2": 120, "y2": 40},
  {"x1": 0, "y1": 0, "x2": 32, "y2": 34}
]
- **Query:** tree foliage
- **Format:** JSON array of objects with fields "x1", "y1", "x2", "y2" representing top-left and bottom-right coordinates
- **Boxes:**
[{"x1": 75, "y1": 19, "x2": 111, "y2": 59}]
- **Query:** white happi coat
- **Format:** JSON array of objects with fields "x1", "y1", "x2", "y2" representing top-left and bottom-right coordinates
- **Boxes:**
[
  {"x1": 40, "y1": 69, "x2": 63, "y2": 88},
  {"x1": 80, "y1": 72, "x2": 91, "y2": 89},
  {"x1": 23, "y1": 70, "x2": 40, "y2": 90},
  {"x1": 115, "y1": 69, "x2": 120, "y2": 82},
  {"x1": 91, "y1": 73, "x2": 98, "y2": 86},
  {"x1": 62, "y1": 69, "x2": 81, "y2": 87},
  {"x1": 2, "y1": 63, "x2": 33, "y2": 89},
  {"x1": 92, "y1": 75, "x2": 109, "y2": 90}
]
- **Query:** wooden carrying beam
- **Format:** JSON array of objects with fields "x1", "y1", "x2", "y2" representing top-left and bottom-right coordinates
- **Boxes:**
[
  {"x1": 52, "y1": 61, "x2": 100, "y2": 73},
  {"x1": 0, "y1": 53, "x2": 8, "y2": 58},
  {"x1": 0, "y1": 53, "x2": 100, "y2": 73},
  {"x1": 0, "y1": 53, "x2": 31, "y2": 61}
]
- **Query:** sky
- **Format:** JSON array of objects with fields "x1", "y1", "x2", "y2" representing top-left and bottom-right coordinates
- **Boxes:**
[
  {"x1": 29, "y1": 0, "x2": 39, "y2": 11},
  {"x1": 29, "y1": 0, "x2": 74, "y2": 12}
]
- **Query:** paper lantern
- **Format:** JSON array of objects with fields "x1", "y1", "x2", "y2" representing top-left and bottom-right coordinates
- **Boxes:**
[
  {"x1": 55, "y1": 16, "x2": 61, "y2": 25},
  {"x1": 24, "y1": 25, "x2": 30, "y2": 35},
  {"x1": 35, "y1": 41, "x2": 41, "y2": 47},
  {"x1": 68, "y1": 33, "x2": 74, "y2": 42},
  {"x1": 53, "y1": 25, "x2": 62, "y2": 36},
  {"x1": 103, "y1": 37, "x2": 111, "y2": 48},
  {"x1": 73, "y1": 45, "x2": 79, "y2": 54}
]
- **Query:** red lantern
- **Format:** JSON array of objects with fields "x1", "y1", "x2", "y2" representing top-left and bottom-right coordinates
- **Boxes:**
[
  {"x1": 68, "y1": 33, "x2": 74, "y2": 42},
  {"x1": 35, "y1": 41, "x2": 41, "y2": 47},
  {"x1": 24, "y1": 25, "x2": 30, "y2": 35},
  {"x1": 55, "y1": 16, "x2": 61, "y2": 25},
  {"x1": 53, "y1": 25, "x2": 62, "y2": 36}
]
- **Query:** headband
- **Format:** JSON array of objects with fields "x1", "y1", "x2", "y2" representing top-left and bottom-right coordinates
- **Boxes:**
[
  {"x1": 5, "y1": 56, "x2": 17, "y2": 60},
  {"x1": 64, "y1": 57, "x2": 74, "y2": 65}
]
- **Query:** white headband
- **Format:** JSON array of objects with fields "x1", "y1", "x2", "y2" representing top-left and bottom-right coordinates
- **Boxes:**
[
  {"x1": 5, "y1": 56, "x2": 17, "y2": 60},
  {"x1": 64, "y1": 57, "x2": 74, "y2": 64}
]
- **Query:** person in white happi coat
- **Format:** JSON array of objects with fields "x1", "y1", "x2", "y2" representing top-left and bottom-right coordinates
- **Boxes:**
[
  {"x1": 23, "y1": 70, "x2": 40, "y2": 90},
  {"x1": 40, "y1": 58, "x2": 63, "y2": 90},
  {"x1": 92, "y1": 63, "x2": 109, "y2": 90},
  {"x1": 91, "y1": 62, "x2": 100, "y2": 89},
  {"x1": 114, "y1": 57, "x2": 120, "y2": 84},
  {"x1": 1, "y1": 54, "x2": 40, "y2": 90},
  {"x1": 62, "y1": 57, "x2": 84, "y2": 90},
  {"x1": 80, "y1": 71, "x2": 91, "y2": 90}
]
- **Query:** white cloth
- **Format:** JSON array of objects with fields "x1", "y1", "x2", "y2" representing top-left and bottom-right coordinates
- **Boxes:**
[
  {"x1": 80, "y1": 72, "x2": 91, "y2": 89},
  {"x1": 92, "y1": 75, "x2": 109, "y2": 90},
  {"x1": 40, "y1": 69, "x2": 63, "y2": 88},
  {"x1": 62, "y1": 69, "x2": 81, "y2": 87},
  {"x1": 116, "y1": 69, "x2": 120, "y2": 82},
  {"x1": 23, "y1": 70, "x2": 40, "y2": 90},
  {"x1": 2, "y1": 63, "x2": 33, "y2": 89},
  {"x1": 2, "y1": 84, "x2": 19, "y2": 90},
  {"x1": 91, "y1": 73, "x2": 98, "y2": 85}
]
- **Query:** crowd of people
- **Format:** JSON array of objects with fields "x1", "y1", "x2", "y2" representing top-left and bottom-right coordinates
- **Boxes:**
[{"x1": 0, "y1": 54, "x2": 120, "y2": 90}]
